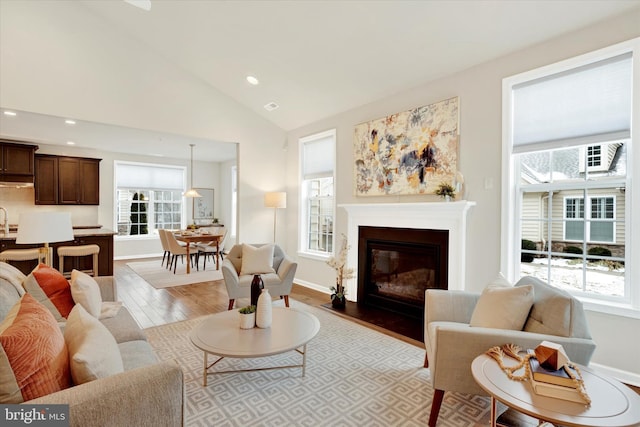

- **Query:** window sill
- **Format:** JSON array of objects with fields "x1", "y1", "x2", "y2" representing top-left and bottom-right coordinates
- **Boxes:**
[
  {"x1": 297, "y1": 251, "x2": 331, "y2": 262},
  {"x1": 581, "y1": 298, "x2": 640, "y2": 320}
]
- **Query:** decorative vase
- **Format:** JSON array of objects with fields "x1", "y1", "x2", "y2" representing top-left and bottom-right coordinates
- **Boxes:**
[
  {"x1": 250, "y1": 274, "x2": 264, "y2": 306},
  {"x1": 256, "y1": 289, "x2": 272, "y2": 328},
  {"x1": 239, "y1": 312, "x2": 255, "y2": 329},
  {"x1": 444, "y1": 195, "x2": 451, "y2": 202},
  {"x1": 331, "y1": 296, "x2": 346, "y2": 309}
]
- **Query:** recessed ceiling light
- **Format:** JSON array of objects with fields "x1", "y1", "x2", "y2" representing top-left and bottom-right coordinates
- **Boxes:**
[
  {"x1": 246, "y1": 76, "x2": 259, "y2": 85},
  {"x1": 65, "y1": 119, "x2": 76, "y2": 125},
  {"x1": 3, "y1": 111, "x2": 17, "y2": 116},
  {"x1": 264, "y1": 102, "x2": 279, "y2": 111},
  {"x1": 66, "y1": 141, "x2": 75, "y2": 145}
]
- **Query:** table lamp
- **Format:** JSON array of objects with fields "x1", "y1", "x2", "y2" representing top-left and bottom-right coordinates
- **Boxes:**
[
  {"x1": 264, "y1": 191, "x2": 286, "y2": 242},
  {"x1": 16, "y1": 212, "x2": 74, "y2": 266}
]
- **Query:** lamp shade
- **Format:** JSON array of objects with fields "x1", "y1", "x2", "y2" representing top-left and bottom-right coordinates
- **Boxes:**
[
  {"x1": 16, "y1": 212, "x2": 74, "y2": 244},
  {"x1": 264, "y1": 192, "x2": 286, "y2": 209}
]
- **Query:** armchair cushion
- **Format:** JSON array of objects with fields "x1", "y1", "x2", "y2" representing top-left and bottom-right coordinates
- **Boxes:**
[
  {"x1": 240, "y1": 244, "x2": 276, "y2": 275},
  {"x1": 469, "y1": 284, "x2": 534, "y2": 330}
]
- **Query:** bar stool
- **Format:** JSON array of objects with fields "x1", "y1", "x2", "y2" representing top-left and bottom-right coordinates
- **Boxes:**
[
  {"x1": 58, "y1": 244, "x2": 100, "y2": 278},
  {"x1": 0, "y1": 248, "x2": 47, "y2": 269}
]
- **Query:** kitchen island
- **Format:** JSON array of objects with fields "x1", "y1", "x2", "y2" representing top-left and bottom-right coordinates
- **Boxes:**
[{"x1": 0, "y1": 227, "x2": 115, "y2": 275}]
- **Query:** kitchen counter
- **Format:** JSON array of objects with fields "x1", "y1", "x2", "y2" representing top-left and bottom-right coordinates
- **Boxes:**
[
  {"x1": 0, "y1": 228, "x2": 115, "y2": 275},
  {"x1": 0, "y1": 227, "x2": 116, "y2": 241}
]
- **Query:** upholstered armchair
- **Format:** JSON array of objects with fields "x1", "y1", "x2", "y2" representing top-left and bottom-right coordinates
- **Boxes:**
[
  {"x1": 221, "y1": 243, "x2": 297, "y2": 310},
  {"x1": 424, "y1": 276, "x2": 596, "y2": 427}
]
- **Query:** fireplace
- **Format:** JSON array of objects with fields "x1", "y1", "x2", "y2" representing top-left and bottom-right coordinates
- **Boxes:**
[{"x1": 358, "y1": 226, "x2": 448, "y2": 319}]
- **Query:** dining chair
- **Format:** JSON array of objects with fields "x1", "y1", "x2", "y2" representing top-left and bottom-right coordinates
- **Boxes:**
[
  {"x1": 165, "y1": 230, "x2": 198, "y2": 274},
  {"x1": 158, "y1": 229, "x2": 171, "y2": 268},
  {"x1": 197, "y1": 228, "x2": 228, "y2": 270}
]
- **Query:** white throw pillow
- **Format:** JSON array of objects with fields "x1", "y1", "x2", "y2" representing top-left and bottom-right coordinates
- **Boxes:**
[
  {"x1": 240, "y1": 244, "x2": 276, "y2": 276},
  {"x1": 64, "y1": 304, "x2": 124, "y2": 385},
  {"x1": 70, "y1": 270, "x2": 102, "y2": 318},
  {"x1": 0, "y1": 262, "x2": 27, "y2": 296},
  {"x1": 469, "y1": 284, "x2": 534, "y2": 330}
]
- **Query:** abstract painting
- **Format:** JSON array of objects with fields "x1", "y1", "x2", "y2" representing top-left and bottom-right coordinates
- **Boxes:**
[{"x1": 354, "y1": 96, "x2": 459, "y2": 196}]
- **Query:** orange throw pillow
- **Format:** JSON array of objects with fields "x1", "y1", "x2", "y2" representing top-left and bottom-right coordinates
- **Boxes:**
[
  {"x1": 32, "y1": 263, "x2": 75, "y2": 318},
  {"x1": 0, "y1": 293, "x2": 71, "y2": 403}
]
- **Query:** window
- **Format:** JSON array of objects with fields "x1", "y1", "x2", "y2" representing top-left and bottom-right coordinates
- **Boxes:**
[
  {"x1": 115, "y1": 162, "x2": 186, "y2": 237},
  {"x1": 299, "y1": 129, "x2": 335, "y2": 257},
  {"x1": 503, "y1": 38, "x2": 638, "y2": 312}
]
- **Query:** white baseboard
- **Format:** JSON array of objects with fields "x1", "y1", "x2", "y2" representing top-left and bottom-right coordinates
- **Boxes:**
[{"x1": 590, "y1": 362, "x2": 640, "y2": 388}]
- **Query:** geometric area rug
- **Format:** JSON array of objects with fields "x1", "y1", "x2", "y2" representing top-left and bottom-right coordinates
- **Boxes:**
[{"x1": 145, "y1": 300, "x2": 504, "y2": 427}]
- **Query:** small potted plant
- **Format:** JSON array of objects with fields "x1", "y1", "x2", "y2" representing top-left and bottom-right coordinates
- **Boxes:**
[
  {"x1": 327, "y1": 234, "x2": 354, "y2": 309},
  {"x1": 238, "y1": 305, "x2": 256, "y2": 329},
  {"x1": 435, "y1": 181, "x2": 456, "y2": 201}
]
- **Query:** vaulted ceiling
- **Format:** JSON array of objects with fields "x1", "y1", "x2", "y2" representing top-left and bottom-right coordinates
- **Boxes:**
[{"x1": 1, "y1": 0, "x2": 638, "y2": 160}]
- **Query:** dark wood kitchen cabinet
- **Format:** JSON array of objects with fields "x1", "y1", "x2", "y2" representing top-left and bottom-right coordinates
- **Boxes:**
[
  {"x1": 35, "y1": 154, "x2": 101, "y2": 205},
  {"x1": 0, "y1": 140, "x2": 38, "y2": 183}
]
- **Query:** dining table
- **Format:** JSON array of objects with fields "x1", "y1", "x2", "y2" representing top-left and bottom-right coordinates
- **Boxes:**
[{"x1": 174, "y1": 231, "x2": 225, "y2": 274}]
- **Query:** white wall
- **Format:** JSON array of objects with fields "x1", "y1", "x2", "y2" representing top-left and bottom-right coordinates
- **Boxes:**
[
  {"x1": 285, "y1": 10, "x2": 640, "y2": 381},
  {"x1": 0, "y1": 0, "x2": 287, "y2": 247}
]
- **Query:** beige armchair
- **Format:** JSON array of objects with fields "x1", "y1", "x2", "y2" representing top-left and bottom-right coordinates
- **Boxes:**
[
  {"x1": 221, "y1": 243, "x2": 297, "y2": 310},
  {"x1": 424, "y1": 276, "x2": 596, "y2": 426}
]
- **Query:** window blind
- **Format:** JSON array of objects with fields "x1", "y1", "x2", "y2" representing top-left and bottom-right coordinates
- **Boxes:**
[
  {"x1": 512, "y1": 52, "x2": 632, "y2": 153},
  {"x1": 116, "y1": 162, "x2": 185, "y2": 190},
  {"x1": 302, "y1": 134, "x2": 335, "y2": 180}
]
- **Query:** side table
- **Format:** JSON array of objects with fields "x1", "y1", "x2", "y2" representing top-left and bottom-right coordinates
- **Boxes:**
[{"x1": 471, "y1": 353, "x2": 640, "y2": 427}]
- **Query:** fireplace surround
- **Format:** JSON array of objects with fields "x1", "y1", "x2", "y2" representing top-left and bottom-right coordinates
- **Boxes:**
[{"x1": 340, "y1": 201, "x2": 475, "y2": 302}]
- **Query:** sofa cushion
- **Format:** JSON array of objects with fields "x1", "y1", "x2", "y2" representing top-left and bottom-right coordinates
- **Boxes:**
[
  {"x1": 240, "y1": 244, "x2": 276, "y2": 275},
  {"x1": 70, "y1": 269, "x2": 102, "y2": 318},
  {"x1": 0, "y1": 280, "x2": 21, "y2": 321},
  {"x1": 0, "y1": 293, "x2": 71, "y2": 403},
  {"x1": 469, "y1": 284, "x2": 534, "y2": 330},
  {"x1": 64, "y1": 304, "x2": 124, "y2": 385},
  {"x1": 99, "y1": 307, "x2": 147, "y2": 344},
  {"x1": 516, "y1": 276, "x2": 591, "y2": 338},
  {"x1": 118, "y1": 340, "x2": 159, "y2": 371},
  {"x1": 0, "y1": 262, "x2": 26, "y2": 296},
  {"x1": 23, "y1": 264, "x2": 74, "y2": 321}
]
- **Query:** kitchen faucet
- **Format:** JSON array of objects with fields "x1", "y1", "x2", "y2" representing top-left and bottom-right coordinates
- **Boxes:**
[{"x1": 0, "y1": 206, "x2": 7, "y2": 234}]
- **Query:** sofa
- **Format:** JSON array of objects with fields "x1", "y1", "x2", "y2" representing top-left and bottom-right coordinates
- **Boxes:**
[
  {"x1": 0, "y1": 262, "x2": 184, "y2": 427},
  {"x1": 222, "y1": 243, "x2": 297, "y2": 310},
  {"x1": 424, "y1": 275, "x2": 596, "y2": 426}
]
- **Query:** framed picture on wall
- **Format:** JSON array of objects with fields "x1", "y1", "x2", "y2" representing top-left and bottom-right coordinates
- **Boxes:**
[{"x1": 193, "y1": 188, "x2": 214, "y2": 219}]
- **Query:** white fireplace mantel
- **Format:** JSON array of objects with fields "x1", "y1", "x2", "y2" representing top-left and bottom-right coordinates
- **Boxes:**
[{"x1": 339, "y1": 201, "x2": 476, "y2": 300}]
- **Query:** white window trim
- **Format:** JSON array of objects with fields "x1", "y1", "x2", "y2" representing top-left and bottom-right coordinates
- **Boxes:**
[
  {"x1": 298, "y1": 129, "x2": 336, "y2": 259},
  {"x1": 501, "y1": 37, "x2": 640, "y2": 317}
]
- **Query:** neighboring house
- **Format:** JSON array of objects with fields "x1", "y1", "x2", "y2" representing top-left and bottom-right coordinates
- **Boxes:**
[{"x1": 521, "y1": 142, "x2": 626, "y2": 257}]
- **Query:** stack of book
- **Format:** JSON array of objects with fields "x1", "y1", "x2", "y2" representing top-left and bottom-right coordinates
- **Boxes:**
[{"x1": 527, "y1": 349, "x2": 589, "y2": 404}]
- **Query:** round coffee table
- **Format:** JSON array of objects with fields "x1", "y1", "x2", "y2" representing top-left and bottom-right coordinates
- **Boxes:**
[
  {"x1": 189, "y1": 307, "x2": 320, "y2": 386},
  {"x1": 472, "y1": 353, "x2": 640, "y2": 427}
]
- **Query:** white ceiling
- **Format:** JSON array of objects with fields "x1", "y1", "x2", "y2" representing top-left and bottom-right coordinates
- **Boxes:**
[{"x1": 1, "y1": 0, "x2": 639, "y2": 161}]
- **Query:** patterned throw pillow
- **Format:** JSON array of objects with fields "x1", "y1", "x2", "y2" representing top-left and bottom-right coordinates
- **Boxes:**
[
  {"x1": 23, "y1": 263, "x2": 75, "y2": 321},
  {"x1": 0, "y1": 293, "x2": 71, "y2": 403}
]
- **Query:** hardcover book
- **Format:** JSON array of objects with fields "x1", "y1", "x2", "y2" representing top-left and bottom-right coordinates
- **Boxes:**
[
  {"x1": 527, "y1": 349, "x2": 577, "y2": 388},
  {"x1": 528, "y1": 368, "x2": 589, "y2": 404}
]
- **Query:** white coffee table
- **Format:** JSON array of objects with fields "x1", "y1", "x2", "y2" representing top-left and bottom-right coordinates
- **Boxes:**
[{"x1": 189, "y1": 307, "x2": 320, "y2": 386}]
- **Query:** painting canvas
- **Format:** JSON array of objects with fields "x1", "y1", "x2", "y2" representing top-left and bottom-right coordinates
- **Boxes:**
[
  {"x1": 354, "y1": 96, "x2": 459, "y2": 196},
  {"x1": 193, "y1": 188, "x2": 214, "y2": 219}
]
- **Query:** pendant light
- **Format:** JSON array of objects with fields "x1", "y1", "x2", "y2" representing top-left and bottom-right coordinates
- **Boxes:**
[{"x1": 184, "y1": 143, "x2": 202, "y2": 198}]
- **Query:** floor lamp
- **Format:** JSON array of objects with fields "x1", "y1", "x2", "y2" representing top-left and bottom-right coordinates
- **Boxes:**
[
  {"x1": 16, "y1": 212, "x2": 74, "y2": 266},
  {"x1": 264, "y1": 192, "x2": 286, "y2": 242}
]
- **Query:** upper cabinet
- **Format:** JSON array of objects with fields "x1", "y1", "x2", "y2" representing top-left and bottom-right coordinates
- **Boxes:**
[
  {"x1": 0, "y1": 140, "x2": 39, "y2": 184},
  {"x1": 35, "y1": 154, "x2": 101, "y2": 205}
]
